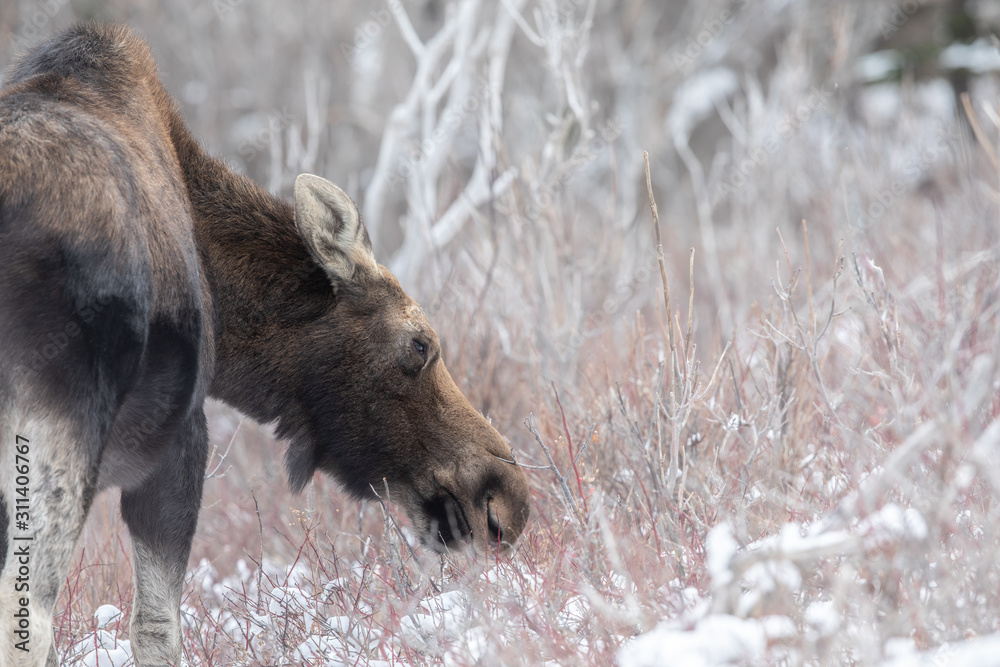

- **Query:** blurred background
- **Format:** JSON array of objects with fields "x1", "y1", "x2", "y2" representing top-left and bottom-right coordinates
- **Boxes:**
[
  {"x1": 3, "y1": 0, "x2": 997, "y2": 389},
  {"x1": 4, "y1": 1, "x2": 1000, "y2": 664}
]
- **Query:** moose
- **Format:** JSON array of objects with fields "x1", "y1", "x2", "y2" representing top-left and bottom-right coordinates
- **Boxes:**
[{"x1": 0, "y1": 23, "x2": 530, "y2": 666}]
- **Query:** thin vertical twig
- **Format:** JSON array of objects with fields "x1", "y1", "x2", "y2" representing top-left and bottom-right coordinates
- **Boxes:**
[
  {"x1": 526, "y1": 414, "x2": 585, "y2": 526},
  {"x1": 685, "y1": 247, "x2": 695, "y2": 366},
  {"x1": 552, "y1": 382, "x2": 587, "y2": 514},
  {"x1": 802, "y1": 219, "x2": 816, "y2": 338},
  {"x1": 249, "y1": 486, "x2": 265, "y2": 616},
  {"x1": 644, "y1": 151, "x2": 680, "y2": 400},
  {"x1": 961, "y1": 92, "x2": 1000, "y2": 172}
]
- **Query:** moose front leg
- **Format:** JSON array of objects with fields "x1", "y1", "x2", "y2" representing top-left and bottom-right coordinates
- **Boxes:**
[{"x1": 120, "y1": 413, "x2": 208, "y2": 667}]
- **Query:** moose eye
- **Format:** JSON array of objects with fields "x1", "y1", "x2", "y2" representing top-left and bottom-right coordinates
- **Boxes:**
[{"x1": 412, "y1": 339, "x2": 427, "y2": 360}]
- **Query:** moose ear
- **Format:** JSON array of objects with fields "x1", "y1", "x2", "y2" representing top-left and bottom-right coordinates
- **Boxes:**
[{"x1": 294, "y1": 173, "x2": 378, "y2": 288}]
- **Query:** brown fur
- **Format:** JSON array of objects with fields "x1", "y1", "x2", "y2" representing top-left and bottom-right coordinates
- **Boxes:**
[{"x1": 0, "y1": 23, "x2": 529, "y2": 666}]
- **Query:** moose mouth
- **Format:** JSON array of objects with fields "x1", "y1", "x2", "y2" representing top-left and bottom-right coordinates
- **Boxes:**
[
  {"x1": 422, "y1": 490, "x2": 472, "y2": 551},
  {"x1": 421, "y1": 492, "x2": 507, "y2": 552}
]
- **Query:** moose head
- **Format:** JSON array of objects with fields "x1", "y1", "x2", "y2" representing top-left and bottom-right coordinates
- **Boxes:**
[{"x1": 253, "y1": 174, "x2": 531, "y2": 552}]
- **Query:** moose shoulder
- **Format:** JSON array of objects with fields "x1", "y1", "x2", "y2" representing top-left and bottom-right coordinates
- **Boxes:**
[{"x1": 0, "y1": 23, "x2": 529, "y2": 667}]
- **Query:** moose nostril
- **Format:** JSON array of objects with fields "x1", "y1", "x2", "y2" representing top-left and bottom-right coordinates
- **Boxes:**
[{"x1": 487, "y1": 503, "x2": 503, "y2": 543}]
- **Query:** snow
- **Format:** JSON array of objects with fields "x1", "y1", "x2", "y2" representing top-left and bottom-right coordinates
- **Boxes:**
[
  {"x1": 64, "y1": 606, "x2": 132, "y2": 667},
  {"x1": 880, "y1": 634, "x2": 1000, "y2": 666},
  {"x1": 940, "y1": 39, "x2": 1000, "y2": 74},
  {"x1": 295, "y1": 635, "x2": 343, "y2": 664},
  {"x1": 267, "y1": 585, "x2": 311, "y2": 623},
  {"x1": 760, "y1": 615, "x2": 796, "y2": 640},
  {"x1": 884, "y1": 637, "x2": 917, "y2": 659},
  {"x1": 632, "y1": 498, "x2": 941, "y2": 665},
  {"x1": 857, "y1": 84, "x2": 901, "y2": 125},
  {"x1": 93, "y1": 605, "x2": 123, "y2": 629},
  {"x1": 744, "y1": 521, "x2": 853, "y2": 559},
  {"x1": 738, "y1": 559, "x2": 801, "y2": 616},
  {"x1": 803, "y1": 600, "x2": 840, "y2": 637},
  {"x1": 70, "y1": 631, "x2": 132, "y2": 667},
  {"x1": 859, "y1": 503, "x2": 928, "y2": 548},
  {"x1": 706, "y1": 522, "x2": 738, "y2": 588},
  {"x1": 855, "y1": 51, "x2": 901, "y2": 83},
  {"x1": 722, "y1": 413, "x2": 742, "y2": 432},
  {"x1": 617, "y1": 614, "x2": 766, "y2": 667},
  {"x1": 400, "y1": 590, "x2": 472, "y2": 650},
  {"x1": 294, "y1": 631, "x2": 390, "y2": 666},
  {"x1": 66, "y1": 489, "x2": 985, "y2": 666},
  {"x1": 913, "y1": 79, "x2": 956, "y2": 118}
]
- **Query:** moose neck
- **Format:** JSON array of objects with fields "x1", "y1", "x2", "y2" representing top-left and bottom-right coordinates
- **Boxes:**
[{"x1": 165, "y1": 113, "x2": 331, "y2": 426}]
